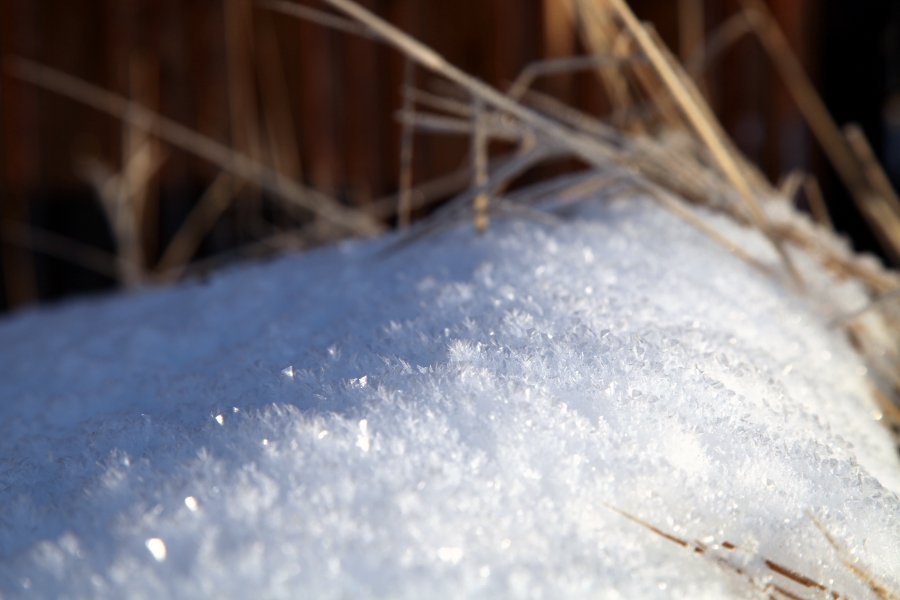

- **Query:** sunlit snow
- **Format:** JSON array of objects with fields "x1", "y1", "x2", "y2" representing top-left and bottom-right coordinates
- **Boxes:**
[{"x1": 0, "y1": 195, "x2": 898, "y2": 598}]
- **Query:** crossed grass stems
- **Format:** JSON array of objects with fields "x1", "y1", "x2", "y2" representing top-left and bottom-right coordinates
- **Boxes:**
[
  {"x1": 5, "y1": 0, "x2": 900, "y2": 595},
  {"x1": 607, "y1": 504, "x2": 899, "y2": 600}
]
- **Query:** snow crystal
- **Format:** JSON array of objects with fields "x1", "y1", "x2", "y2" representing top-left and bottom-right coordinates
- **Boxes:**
[
  {"x1": 0, "y1": 194, "x2": 898, "y2": 599},
  {"x1": 145, "y1": 538, "x2": 167, "y2": 562}
]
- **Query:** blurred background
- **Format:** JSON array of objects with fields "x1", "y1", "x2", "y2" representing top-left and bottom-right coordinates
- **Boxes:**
[{"x1": 1, "y1": 0, "x2": 899, "y2": 312}]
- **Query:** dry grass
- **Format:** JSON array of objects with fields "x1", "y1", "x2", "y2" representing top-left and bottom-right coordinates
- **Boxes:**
[
  {"x1": 606, "y1": 503, "x2": 900, "y2": 600},
  {"x1": 4, "y1": 56, "x2": 382, "y2": 262},
  {"x1": 397, "y1": 58, "x2": 417, "y2": 229}
]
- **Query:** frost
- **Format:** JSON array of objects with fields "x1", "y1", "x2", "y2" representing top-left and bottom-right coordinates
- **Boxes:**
[
  {"x1": 357, "y1": 419, "x2": 371, "y2": 453},
  {"x1": 437, "y1": 547, "x2": 463, "y2": 563},
  {"x1": 145, "y1": 539, "x2": 166, "y2": 562},
  {"x1": 0, "y1": 196, "x2": 898, "y2": 598}
]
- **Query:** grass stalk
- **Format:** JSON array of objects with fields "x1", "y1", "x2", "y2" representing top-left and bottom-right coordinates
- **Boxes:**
[
  {"x1": 603, "y1": 0, "x2": 800, "y2": 283},
  {"x1": 398, "y1": 58, "x2": 416, "y2": 228},
  {"x1": 471, "y1": 96, "x2": 490, "y2": 233},
  {"x1": 154, "y1": 172, "x2": 236, "y2": 279},
  {"x1": 6, "y1": 57, "x2": 381, "y2": 236},
  {"x1": 803, "y1": 174, "x2": 832, "y2": 230}
]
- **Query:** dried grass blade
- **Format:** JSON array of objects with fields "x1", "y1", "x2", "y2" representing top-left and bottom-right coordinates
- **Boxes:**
[
  {"x1": 604, "y1": 0, "x2": 800, "y2": 284},
  {"x1": 373, "y1": 144, "x2": 565, "y2": 259},
  {"x1": 315, "y1": 0, "x2": 636, "y2": 171},
  {"x1": 367, "y1": 154, "x2": 518, "y2": 220},
  {"x1": 78, "y1": 142, "x2": 166, "y2": 287},
  {"x1": 685, "y1": 12, "x2": 751, "y2": 78},
  {"x1": 831, "y1": 286, "x2": 900, "y2": 327},
  {"x1": 154, "y1": 172, "x2": 236, "y2": 279},
  {"x1": 256, "y1": 6, "x2": 304, "y2": 181},
  {"x1": 803, "y1": 174, "x2": 833, "y2": 230},
  {"x1": 644, "y1": 186, "x2": 775, "y2": 279},
  {"x1": 409, "y1": 87, "x2": 474, "y2": 118},
  {"x1": 739, "y1": 1, "x2": 875, "y2": 220},
  {"x1": 441, "y1": 144, "x2": 565, "y2": 217},
  {"x1": 774, "y1": 218, "x2": 899, "y2": 293},
  {"x1": 472, "y1": 96, "x2": 490, "y2": 232},
  {"x1": 507, "y1": 54, "x2": 646, "y2": 100},
  {"x1": 808, "y1": 512, "x2": 900, "y2": 600},
  {"x1": 844, "y1": 123, "x2": 900, "y2": 219},
  {"x1": 0, "y1": 221, "x2": 119, "y2": 280},
  {"x1": 570, "y1": 0, "x2": 635, "y2": 116},
  {"x1": 395, "y1": 110, "x2": 524, "y2": 141},
  {"x1": 6, "y1": 57, "x2": 381, "y2": 236},
  {"x1": 778, "y1": 169, "x2": 804, "y2": 201},
  {"x1": 153, "y1": 222, "x2": 322, "y2": 283},
  {"x1": 398, "y1": 58, "x2": 416, "y2": 228},
  {"x1": 262, "y1": 0, "x2": 374, "y2": 38}
]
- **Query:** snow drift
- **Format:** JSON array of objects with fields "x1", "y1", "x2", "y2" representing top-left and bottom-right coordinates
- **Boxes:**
[{"x1": 0, "y1": 194, "x2": 898, "y2": 599}]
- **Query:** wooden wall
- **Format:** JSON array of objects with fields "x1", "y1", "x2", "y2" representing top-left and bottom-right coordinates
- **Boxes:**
[{"x1": 0, "y1": 0, "x2": 829, "y2": 308}]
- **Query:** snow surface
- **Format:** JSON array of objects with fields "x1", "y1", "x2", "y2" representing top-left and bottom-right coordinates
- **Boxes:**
[{"x1": 0, "y1": 194, "x2": 898, "y2": 599}]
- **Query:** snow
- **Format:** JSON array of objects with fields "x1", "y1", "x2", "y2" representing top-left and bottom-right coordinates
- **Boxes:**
[{"x1": 0, "y1": 193, "x2": 898, "y2": 599}]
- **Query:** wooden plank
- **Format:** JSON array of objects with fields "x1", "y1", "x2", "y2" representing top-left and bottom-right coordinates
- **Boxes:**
[{"x1": 0, "y1": 0, "x2": 38, "y2": 306}]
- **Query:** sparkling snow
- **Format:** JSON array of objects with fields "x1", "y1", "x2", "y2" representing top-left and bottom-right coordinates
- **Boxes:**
[{"x1": 0, "y1": 195, "x2": 898, "y2": 599}]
